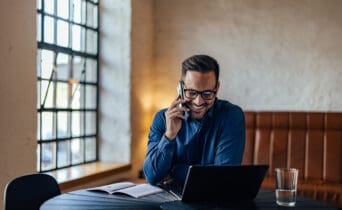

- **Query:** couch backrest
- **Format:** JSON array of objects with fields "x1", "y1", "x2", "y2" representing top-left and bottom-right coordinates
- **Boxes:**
[{"x1": 242, "y1": 111, "x2": 342, "y2": 183}]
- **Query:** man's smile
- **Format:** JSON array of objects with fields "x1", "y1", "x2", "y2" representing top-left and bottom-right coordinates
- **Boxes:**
[{"x1": 189, "y1": 103, "x2": 208, "y2": 114}]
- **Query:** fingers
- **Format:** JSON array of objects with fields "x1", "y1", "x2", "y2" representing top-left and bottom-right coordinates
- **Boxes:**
[
  {"x1": 170, "y1": 96, "x2": 190, "y2": 109},
  {"x1": 164, "y1": 97, "x2": 189, "y2": 140},
  {"x1": 165, "y1": 96, "x2": 190, "y2": 121},
  {"x1": 166, "y1": 107, "x2": 188, "y2": 120},
  {"x1": 168, "y1": 98, "x2": 189, "y2": 113}
]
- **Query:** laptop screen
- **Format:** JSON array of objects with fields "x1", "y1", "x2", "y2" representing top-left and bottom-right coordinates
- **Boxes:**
[{"x1": 181, "y1": 165, "x2": 269, "y2": 202}]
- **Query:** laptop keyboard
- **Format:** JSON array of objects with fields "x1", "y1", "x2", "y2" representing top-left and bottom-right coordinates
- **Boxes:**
[{"x1": 157, "y1": 183, "x2": 183, "y2": 200}]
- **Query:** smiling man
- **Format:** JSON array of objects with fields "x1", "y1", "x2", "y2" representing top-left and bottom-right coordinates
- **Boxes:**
[{"x1": 143, "y1": 55, "x2": 245, "y2": 189}]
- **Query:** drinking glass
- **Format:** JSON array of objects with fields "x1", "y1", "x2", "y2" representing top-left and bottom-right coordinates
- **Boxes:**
[{"x1": 275, "y1": 168, "x2": 298, "y2": 207}]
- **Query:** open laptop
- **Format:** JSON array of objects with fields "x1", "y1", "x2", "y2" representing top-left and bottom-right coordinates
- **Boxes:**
[{"x1": 167, "y1": 164, "x2": 269, "y2": 203}]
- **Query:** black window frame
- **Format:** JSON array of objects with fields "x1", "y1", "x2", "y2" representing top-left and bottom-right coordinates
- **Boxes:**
[{"x1": 36, "y1": 0, "x2": 100, "y2": 172}]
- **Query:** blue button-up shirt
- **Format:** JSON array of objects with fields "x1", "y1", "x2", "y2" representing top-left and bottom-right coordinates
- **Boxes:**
[{"x1": 143, "y1": 99, "x2": 245, "y2": 187}]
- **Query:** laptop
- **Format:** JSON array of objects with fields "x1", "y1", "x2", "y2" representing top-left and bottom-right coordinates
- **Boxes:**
[{"x1": 168, "y1": 164, "x2": 269, "y2": 203}]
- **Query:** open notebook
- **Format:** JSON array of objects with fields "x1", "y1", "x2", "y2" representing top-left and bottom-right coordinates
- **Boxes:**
[{"x1": 88, "y1": 181, "x2": 163, "y2": 198}]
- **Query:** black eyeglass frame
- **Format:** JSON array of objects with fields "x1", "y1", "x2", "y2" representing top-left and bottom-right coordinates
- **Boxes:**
[{"x1": 183, "y1": 87, "x2": 217, "y2": 100}]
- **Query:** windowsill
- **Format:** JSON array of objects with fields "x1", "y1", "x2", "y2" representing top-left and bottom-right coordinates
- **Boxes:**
[{"x1": 45, "y1": 162, "x2": 132, "y2": 190}]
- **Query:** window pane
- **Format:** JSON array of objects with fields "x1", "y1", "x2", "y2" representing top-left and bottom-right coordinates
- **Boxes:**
[
  {"x1": 57, "y1": 0, "x2": 69, "y2": 19},
  {"x1": 71, "y1": 25, "x2": 86, "y2": 52},
  {"x1": 80, "y1": 27, "x2": 86, "y2": 52},
  {"x1": 72, "y1": 0, "x2": 81, "y2": 23},
  {"x1": 70, "y1": 84, "x2": 81, "y2": 109},
  {"x1": 44, "y1": 16, "x2": 54, "y2": 44},
  {"x1": 57, "y1": 20, "x2": 69, "y2": 47},
  {"x1": 85, "y1": 112, "x2": 96, "y2": 135},
  {"x1": 37, "y1": 14, "x2": 41, "y2": 41},
  {"x1": 37, "y1": 49, "x2": 42, "y2": 77},
  {"x1": 81, "y1": 0, "x2": 86, "y2": 24},
  {"x1": 41, "y1": 49, "x2": 54, "y2": 79},
  {"x1": 72, "y1": 24, "x2": 81, "y2": 51},
  {"x1": 85, "y1": 85, "x2": 97, "y2": 109},
  {"x1": 37, "y1": 144, "x2": 41, "y2": 171},
  {"x1": 37, "y1": 81, "x2": 41, "y2": 109},
  {"x1": 37, "y1": 112, "x2": 41, "y2": 139},
  {"x1": 42, "y1": 142, "x2": 56, "y2": 171},
  {"x1": 41, "y1": 80, "x2": 55, "y2": 108},
  {"x1": 73, "y1": 56, "x2": 85, "y2": 81},
  {"x1": 44, "y1": 0, "x2": 54, "y2": 15},
  {"x1": 56, "y1": 53, "x2": 70, "y2": 81},
  {"x1": 85, "y1": 137, "x2": 96, "y2": 161},
  {"x1": 42, "y1": 112, "x2": 55, "y2": 139},
  {"x1": 56, "y1": 82, "x2": 68, "y2": 108},
  {"x1": 81, "y1": 27, "x2": 86, "y2": 52},
  {"x1": 86, "y1": 58, "x2": 97, "y2": 83},
  {"x1": 86, "y1": 29, "x2": 97, "y2": 54},
  {"x1": 71, "y1": 138, "x2": 84, "y2": 164},
  {"x1": 58, "y1": 112, "x2": 69, "y2": 138},
  {"x1": 70, "y1": 56, "x2": 85, "y2": 108},
  {"x1": 72, "y1": 111, "x2": 81, "y2": 136},
  {"x1": 37, "y1": 0, "x2": 42, "y2": 10},
  {"x1": 87, "y1": 3, "x2": 95, "y2": 27},
  {"x1": 93, "y1": 5, "x2": 98, "y2": 28},
  {"x1": 57, "y1": 140, "x2": 70, "y2": 167}
]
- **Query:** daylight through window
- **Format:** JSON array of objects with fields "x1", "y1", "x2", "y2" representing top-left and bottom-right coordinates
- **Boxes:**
[{"x1": 36, "y1": 0, "x2": 99, "y2": 172}]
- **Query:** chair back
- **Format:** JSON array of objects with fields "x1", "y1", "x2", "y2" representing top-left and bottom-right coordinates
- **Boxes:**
[{"x1": 4, "y1": 173, "x2": 61, "y2": 210}]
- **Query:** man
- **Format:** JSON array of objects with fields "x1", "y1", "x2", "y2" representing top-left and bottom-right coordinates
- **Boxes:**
[{"x1": 143, "y1": 55, "x2": 245, "y2": 189}]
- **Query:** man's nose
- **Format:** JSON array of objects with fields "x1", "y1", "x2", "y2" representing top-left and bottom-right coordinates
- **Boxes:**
[{"x1": 193, "y1": 93, "x2": 205, "y2": 105}]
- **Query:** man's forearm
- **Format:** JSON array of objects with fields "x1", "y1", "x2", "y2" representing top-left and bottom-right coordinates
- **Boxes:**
[{"x1": 143, "y1": 135, "x2": 176, "y2": 185}]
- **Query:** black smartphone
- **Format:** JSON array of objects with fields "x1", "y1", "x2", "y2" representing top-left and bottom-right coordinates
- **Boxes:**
[{"x1": 177, "y1": 81, "x2": 185, "y2": 108}]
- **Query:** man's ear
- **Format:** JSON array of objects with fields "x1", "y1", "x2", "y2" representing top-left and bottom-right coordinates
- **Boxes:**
[{"x1": 216, "y1": 81, "x2": 220, "y2": 93}]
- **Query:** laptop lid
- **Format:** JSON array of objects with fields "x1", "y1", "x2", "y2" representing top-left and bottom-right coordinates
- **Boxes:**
[{"x1": 181, "y1": 165, "x2": 269, "y2": 203}]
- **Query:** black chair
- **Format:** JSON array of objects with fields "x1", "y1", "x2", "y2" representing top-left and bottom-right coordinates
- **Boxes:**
[{"x1": 4, "y1": 173, "x2": 61, "y2": 210}]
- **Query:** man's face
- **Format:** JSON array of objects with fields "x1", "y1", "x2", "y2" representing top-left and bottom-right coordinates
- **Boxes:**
[{"x1": 183, "y1": 70, "x2": 219, "y2": 120}]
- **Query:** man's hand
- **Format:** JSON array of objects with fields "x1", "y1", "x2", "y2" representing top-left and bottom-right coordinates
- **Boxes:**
[{"x1": 164, "y1": 97, "x2": 189, "y2": 140}]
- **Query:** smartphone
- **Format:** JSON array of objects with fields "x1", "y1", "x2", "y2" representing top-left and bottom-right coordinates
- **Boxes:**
[{"x1": 177, "y1": 81, "x2": 185, "y2": 108}]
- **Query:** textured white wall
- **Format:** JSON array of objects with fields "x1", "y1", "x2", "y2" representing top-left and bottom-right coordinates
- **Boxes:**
[
  {"x1": 99, "y1": 0, "x2": 131, "y2": 162},
  {"x1": 153, "y1": 0, "x2": 342, "y2": 111}
]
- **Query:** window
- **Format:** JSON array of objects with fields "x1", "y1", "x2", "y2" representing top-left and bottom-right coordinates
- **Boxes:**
[{"x1": 36, "y1": 0, "x2": 99, "y2": 172}]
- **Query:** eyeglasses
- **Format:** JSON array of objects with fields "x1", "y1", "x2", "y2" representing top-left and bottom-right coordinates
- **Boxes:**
[{"x1": 184, "y1": 88, "x2": 217, "y2": 100}]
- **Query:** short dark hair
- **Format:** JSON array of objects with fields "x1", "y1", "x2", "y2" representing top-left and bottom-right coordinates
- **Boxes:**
[{"x1": 181, "y1": 55, "x2": 219, "y2": 83}]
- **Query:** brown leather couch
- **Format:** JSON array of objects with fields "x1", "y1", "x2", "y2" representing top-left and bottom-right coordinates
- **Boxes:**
[{"x1": 242, "y1": 111, "x2": 342, "y2": 208}]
